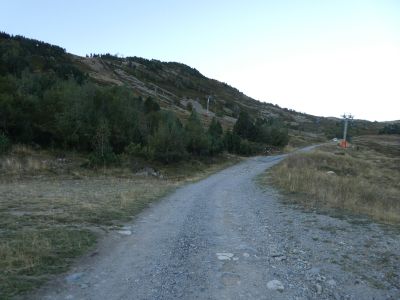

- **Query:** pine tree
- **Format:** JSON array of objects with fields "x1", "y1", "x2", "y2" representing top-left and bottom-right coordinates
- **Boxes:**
[{"x1": 185, "y1": 111, "x2": 210, "y2": 155}]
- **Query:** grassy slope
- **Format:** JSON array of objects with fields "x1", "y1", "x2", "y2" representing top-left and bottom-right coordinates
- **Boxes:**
[
  {"x1": 76, "y1": 55, "x2": 384, "y2": 138},
  {"x1": 0, "y1": 146, "x2": 241, "y2": 299},
  {"x1": 261, "y1": 135, "x2": 400, "y2": 224}
]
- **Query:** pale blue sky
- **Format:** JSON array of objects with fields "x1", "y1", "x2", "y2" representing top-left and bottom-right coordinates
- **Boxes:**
[{"x1": 1, "y1": 0, "x2": 399, "y2": 121}]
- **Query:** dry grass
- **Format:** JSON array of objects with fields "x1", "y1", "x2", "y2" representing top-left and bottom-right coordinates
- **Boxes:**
[
  {"x1": 263, "y1": 135, "x2": 400, "y2": 224},
  {"x1": 0, "y1": 145, "x2": 88, "y2": 179},
  {"x1": 0, "y1": 178, "x2": 172, "y2": 299},
  {"x1": 0, "y1": 149, "x2": 240, "y2": 299},
  {"x1": 0, "y1": 145, "x2": 48, "y2": 175},
  {"x1": 157, "y1": 154, "x2": 242, "y2": 182},
  {"x1": 287, "y1": 130, "x2": 327, "y2": 149}
]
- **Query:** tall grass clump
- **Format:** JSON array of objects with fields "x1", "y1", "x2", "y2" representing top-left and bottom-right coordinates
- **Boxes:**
[{"x1": 268, "y1": 147, "x2": 400, "y2": 223}]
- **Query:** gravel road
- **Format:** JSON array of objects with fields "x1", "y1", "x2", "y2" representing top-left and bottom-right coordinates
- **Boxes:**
[{"x1": 34, "y1": 153, "x2": 400, "y2": 300}]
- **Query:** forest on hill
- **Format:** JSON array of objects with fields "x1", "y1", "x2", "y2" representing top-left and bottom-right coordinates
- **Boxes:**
[{"x1": 0, "y1": 32, "x2": 289, "y2": 164}]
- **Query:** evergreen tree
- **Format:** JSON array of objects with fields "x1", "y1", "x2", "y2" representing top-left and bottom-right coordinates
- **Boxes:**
[
  {"x1": 144, "y1": 97, "x2": 160, "y2": 114},
  {"x1": 208, "y1": 118, "x2": 224, "y2": 155},
  {"x1": 185, "y1": 111, "x2": 210, "y2": 155},
  {"x1": 149, "y1": 114, "x2": 186, "y2": 163},
  {"x1": 223, "y1": 131, "x2": 241, "y2": 154},
  {"x1": 208, "y1": 117, "x2": 223, "y2": 137},
  {"x1": 233, "y1": 111, "x2": 255, "y2": 140}
]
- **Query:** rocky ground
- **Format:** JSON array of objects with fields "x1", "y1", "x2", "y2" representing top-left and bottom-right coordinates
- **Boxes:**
[{"x1": 31, "y1": 154, "x2": 400, "y2": 300}]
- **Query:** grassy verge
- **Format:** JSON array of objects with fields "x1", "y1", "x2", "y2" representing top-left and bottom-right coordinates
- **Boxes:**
[
  {"x1": 261, "y1": 135, "x2": 400, "y2": 224},
  {"x1": 0, "y1": 148, "x2": 241, "y2": 299},
  {"x1": 287, "y1": 130, "x2": 327, "y2": 149}
]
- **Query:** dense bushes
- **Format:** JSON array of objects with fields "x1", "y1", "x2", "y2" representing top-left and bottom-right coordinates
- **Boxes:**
[
  {"x1": 0, "y1": 64, "x2": 227, "y2": 163},
  {"x1": 0, "y1": 70, "x2": 288, "y2": 162},
  {"x1": 232, "y1": 111, "x2": 289, "y2": 151}
]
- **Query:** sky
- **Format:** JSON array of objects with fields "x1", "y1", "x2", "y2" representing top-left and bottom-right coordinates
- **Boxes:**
[{"x1": 1, "y1": 0, "x2": 399, "y2": 121}]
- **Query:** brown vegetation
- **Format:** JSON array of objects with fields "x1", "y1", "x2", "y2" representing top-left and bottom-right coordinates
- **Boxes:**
[
  {"x1": 264, "y1": 135, "x2": 400, "y2": 223},
  {"x1": 0, "y1": 146, "x2": 240, "y2": 298}
]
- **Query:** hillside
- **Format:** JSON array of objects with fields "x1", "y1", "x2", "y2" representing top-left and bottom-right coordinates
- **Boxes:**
[
  {"x1": 75, "y1": 54, "x2": 384, "y2": 136},
  {"x1": 0, "y1": 32, "x2": 386, "y2": 156}
]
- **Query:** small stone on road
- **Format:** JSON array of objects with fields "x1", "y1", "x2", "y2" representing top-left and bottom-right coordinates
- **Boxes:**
[
  {"x1": 267, "y1": 279, "x2": 284, "y2": 292},
  {"x1": 117, "y1": 230, "x2": 132, "y2": 235},
  {"x1": 216, "y1": 252, "x2": 234, "y2": 260},
  {"x1": 65, "y1": 273, "x2": 83, "y2": 283}
]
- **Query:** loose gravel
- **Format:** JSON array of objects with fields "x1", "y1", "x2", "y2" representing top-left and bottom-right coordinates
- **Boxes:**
[{"x1": 32, "y1": 154, "x2": 400, "y2": 300}]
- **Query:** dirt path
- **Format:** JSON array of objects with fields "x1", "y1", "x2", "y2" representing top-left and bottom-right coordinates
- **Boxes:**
[{"x1": 33, "y1": 154, "x2": 400, "y2": 300}]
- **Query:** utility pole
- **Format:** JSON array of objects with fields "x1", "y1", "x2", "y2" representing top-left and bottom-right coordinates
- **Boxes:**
[
  {"x1": 341, "y1": 113, "x2": 353, "y2": 148},
  {"x1": 206, "y1": 96, "x2": 212, "y2": 114}
]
